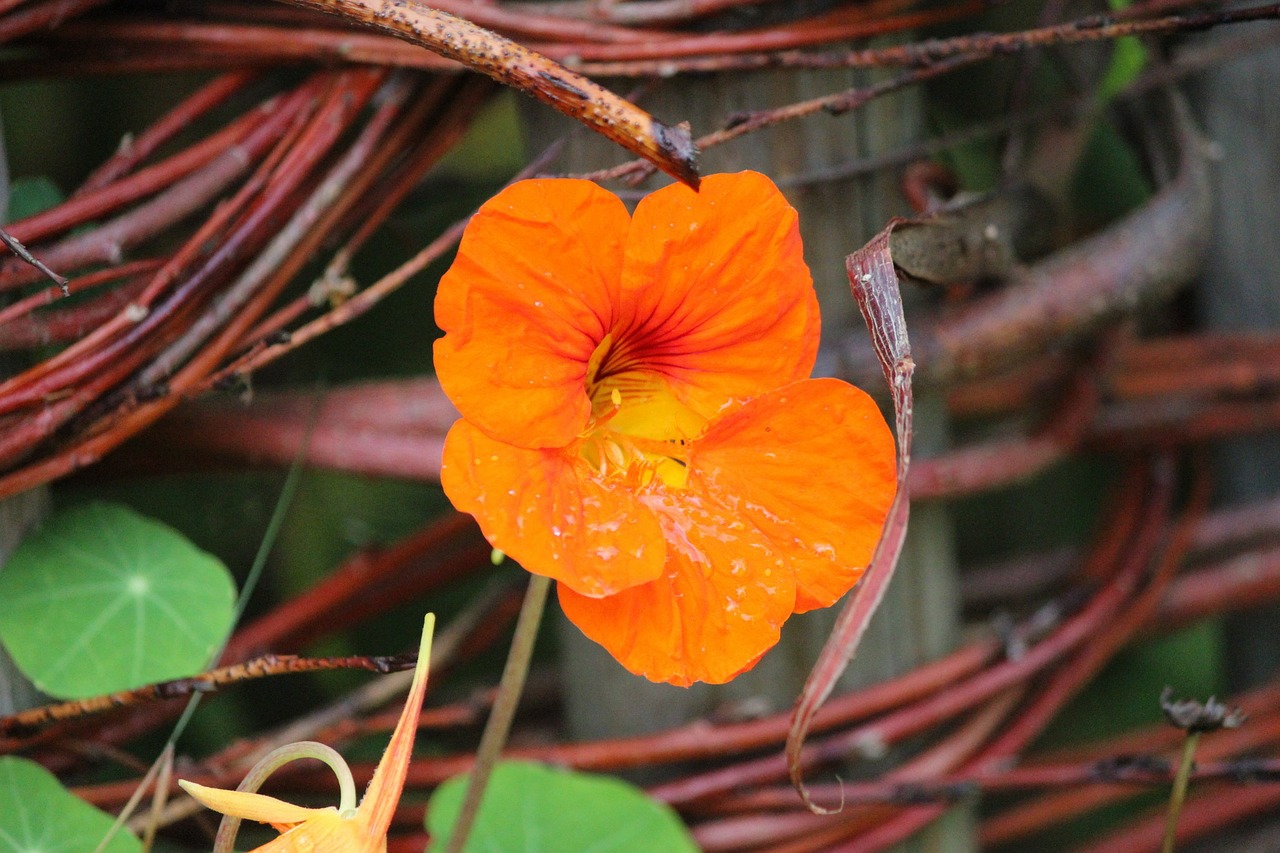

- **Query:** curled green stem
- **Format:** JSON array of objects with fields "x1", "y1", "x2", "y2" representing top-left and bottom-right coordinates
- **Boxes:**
[
  {"x1": 213, "y1": 740, "x2": 357, "y2": 853},
  {"x1": 443, "y1": 574, "x2": 551, "y2": 853}
]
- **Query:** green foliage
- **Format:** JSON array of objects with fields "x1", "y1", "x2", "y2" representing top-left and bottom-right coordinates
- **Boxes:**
[
  {"x1": 1081, "y1": 0, "x2": 1151, "y2": 223},
  {"x1": 427, "y1": 761, "x2": 699, "y2": 852},
  {"x1": 1041, "y1": 622, "x2": 1226, "y2": 749},
  {"x1": 278, "y1": 472, "x2": 452, "y2": 594},
  {"x1": 1071, "y1": 120, "x2": 1155, "y2": 225},
  {"x1": 433, "y1": 92, "x2": 527, "y2": 180},
  {"x1": 1099, "y1": 0, "x2": 1148, "y2": 101},
  {"x1": 0, "y1": 502, "x2": 235, "y2": 699},
  {"x1": 0, "y1": 756, "x2": 141, "y2": 853},
  {"x1": 929, "y1": 107, "x2": 1002, "y2": 193},
  {"x1": 1099, "y1": 37, "x2": 1147, "y2": 101},
  {"x1": 7, "y1": 176, "x2": 63, "y2": 220}
]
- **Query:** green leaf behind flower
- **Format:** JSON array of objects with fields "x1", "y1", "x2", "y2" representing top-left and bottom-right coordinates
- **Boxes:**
[
  {"x1": 0, "y1": 756, "x2": 141, "y2": 853},
  {"x1": 0, "y1": 502, "x2": 235, "y2": 699},
  {"x1": 427, "y1": 761, "x2": 698, "y2": 852}
]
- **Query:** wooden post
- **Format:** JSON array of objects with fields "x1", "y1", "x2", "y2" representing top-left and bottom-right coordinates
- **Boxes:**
[
  {"x1": 1181, "y1": 38, "x2": 1280, "y2": 853},
  {"x1": 0, "y1": 489, "x2": 48, "y2": 716},
  {"x1": 524, "y1": 60, "x2": 971, "y2": 850},
  {"x1": 1191, "y1": 44, "x2": 1280, "y2": 686},
  {"x1": 0, "y1": 120, "x2": 50, "y2": 718}
]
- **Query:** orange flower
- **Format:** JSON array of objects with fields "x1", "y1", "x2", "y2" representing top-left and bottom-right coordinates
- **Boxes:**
[
  {"x1": 435, "y1": 172, "x2": 896, "y2": 686},
  {"x1": 179, "y1": 615, "x2": 436, "y2": 852}
]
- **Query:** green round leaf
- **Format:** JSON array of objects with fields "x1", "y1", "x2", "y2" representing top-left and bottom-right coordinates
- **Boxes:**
[
  {"x1": 0, "y1": 756, "x2": 141, "y2": 853},
  {"x1": 427, "y1": 761, "x2": 698, "y2": 853},
  {"x1": 0, "y1": 502, "x2": 235, "y2": 699}
]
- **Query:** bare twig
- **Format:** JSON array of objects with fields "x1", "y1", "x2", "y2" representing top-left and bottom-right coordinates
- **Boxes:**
[
  {"x1": 275, "y1": 0, "x2": 700, "y2": 187},
  {"x1": 0, "y1": 227, "x2": 67, "y2": 293}
]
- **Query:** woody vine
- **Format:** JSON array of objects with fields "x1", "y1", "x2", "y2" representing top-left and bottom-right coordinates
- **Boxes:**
[{"x1": 0, "y1": 0, "x2": 1278, "y2": 851}]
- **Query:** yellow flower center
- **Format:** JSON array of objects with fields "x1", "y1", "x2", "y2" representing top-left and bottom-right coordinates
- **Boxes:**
[{"x1": 581, "y1": 333, "x2": 707, "y2": 490}]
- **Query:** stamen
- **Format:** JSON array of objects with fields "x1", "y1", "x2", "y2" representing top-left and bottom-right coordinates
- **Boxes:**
[{"x1": 604, "y1": 439, "x2": 629, "y2": 472}]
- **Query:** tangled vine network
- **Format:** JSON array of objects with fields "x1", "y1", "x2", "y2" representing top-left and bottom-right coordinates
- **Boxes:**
[{"x1": 3, "y1": 0, "x2": 1280, "y2": 850}]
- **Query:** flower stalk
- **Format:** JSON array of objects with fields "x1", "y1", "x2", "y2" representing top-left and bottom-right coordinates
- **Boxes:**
[
  {"x1": 1161, "y1": 730, "x2": 1199, "y2": 853},
  {"x1": 442, "y1": 574, "x2": 551, "y2": 853}
]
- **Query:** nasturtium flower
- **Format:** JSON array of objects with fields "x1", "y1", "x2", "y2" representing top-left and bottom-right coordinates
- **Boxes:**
[
  {"x1": 435, "y1": 172, "x2": 896, "y2": 687},
  {"x1": 179, "y1": 615, "x2": 436, "y2": 852}
]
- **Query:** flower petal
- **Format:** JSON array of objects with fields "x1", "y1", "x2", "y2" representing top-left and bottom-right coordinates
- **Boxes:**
[
  {"x1": 178, "y1": 780, "x2": 331, "y2": 826},
  {"x1": 616, "y1": 171, "x2": 820, "y2": 420},
  {"x1": 441, "y1": 419, "x2": 666, "y2": 597},
  {"x1": 358, "y1": 614, "x2": 434, "y2": 837},
  {"x1": 434, "y1": 179, "x2": 629, "y2": 449},
  {"x1": 254, "y1": 814, "x2": 366, "y2": 851},
  {"x1": 689, "y1": 377, "x2": 897, "y2": 613},
  {"x1": 558, "y1": 490, "x2": 797, "y2": 686}
]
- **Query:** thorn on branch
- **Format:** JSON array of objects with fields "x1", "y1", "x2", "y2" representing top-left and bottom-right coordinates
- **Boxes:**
[
  {"x1": 1227, "y1": 757, "x2": 1280, "y2": 784},
  {"x1": 373, "y1": 652, "x2": 420, "y2": 674},
  {"x1": 1074, "y1": 14, "x2": 1110, "y2": 29},
  {"x1": 213, "y1": 372, "x2": 254, "y2": 403},
  {"x1": 889, "y1": 781, "x2": 978, "y2": 805},
  {"x1": 991, "y1": 611, "x2": 1028, "y2": 661},
  {"x1": 1093, "y1": 753, "x2": 1172, "y2": 782},
  {"x1": 135, "y1": 382, "x2": 170, "y2": 403}
]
